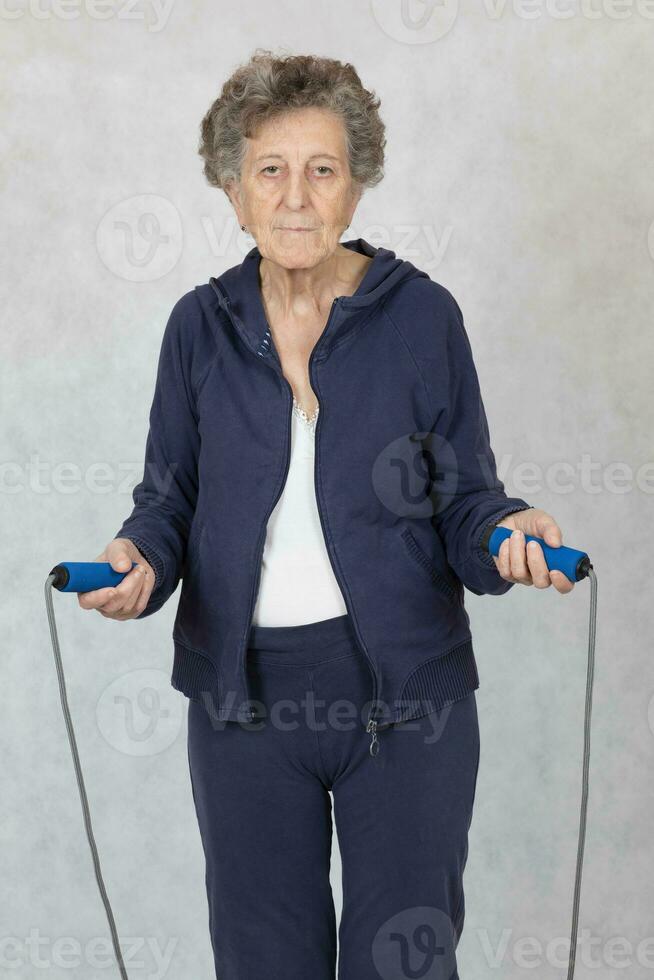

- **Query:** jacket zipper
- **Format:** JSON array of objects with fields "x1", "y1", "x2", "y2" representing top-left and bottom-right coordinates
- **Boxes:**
[
  {"x1": 308, "y1": 302, "x2": 382, "y2": 757},
  {"x1": 208, "y1": 282, "x2": 296, "y2": 724},
  {"x1": 239, "y1": 367, "x2": 294, "y2": 723},
  {"x1": 212, "y1": 281, "x2": 382, "y2": 753}
]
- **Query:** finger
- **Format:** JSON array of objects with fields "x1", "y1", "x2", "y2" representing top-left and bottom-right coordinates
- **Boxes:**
[
  {"x1": 134, "y1": 573, "x2": 154, "y2": 616},
  {"x1": 78, "y1": 586, "x2": 118, "y2": 610},
  {"x1": 121, "y1": 565, "x2": 150, "y2": 614},
  {"x1": 98, "y1": 565, "x2": 144, "y2": 615},
  {"x1": 110, "y1": 554, "x2": 134, "y2": 574},
  {"x1": 107, "y1": 570, "x2": 154, "y2": 620},
  {"x1": 535, "y1": 514, "x2": 563, "y2": 548},
  {"x1": 495, "y1": 537, "x2": 514, "y2": 581},
  {"x1": 509, "y1": 529, "x2": 533, "y2": 585},
  {"x1": 105, "y1": 539, "x2": 136, "y2": 574},
  {"x1": 525, "y1": 539, "x2": 552, "y2": 589},
  {"x1": 550, "y1": 569, "x2": 575, "y2": 595},
  {"x1": 99, "y1": 605, "x2": 137, "y2": 621}
]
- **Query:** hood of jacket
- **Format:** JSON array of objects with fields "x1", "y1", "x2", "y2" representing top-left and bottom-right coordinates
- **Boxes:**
[{"x1": 207, "y1": 237, "x2": 429, "y2": 357}]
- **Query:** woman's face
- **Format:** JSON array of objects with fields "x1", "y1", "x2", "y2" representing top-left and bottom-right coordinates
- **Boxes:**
[{"x1": 226, "y1": 107, "x2": 361, "y2": 269}]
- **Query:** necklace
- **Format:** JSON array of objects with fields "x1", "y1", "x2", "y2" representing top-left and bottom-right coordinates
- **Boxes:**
[{"x1": 292, "y1": 396, "x2": 319, "y2": 430}]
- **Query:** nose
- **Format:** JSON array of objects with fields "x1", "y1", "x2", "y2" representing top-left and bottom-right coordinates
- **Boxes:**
[{"x1": 281, "y1": 167, "x2": 312, "y2": 213}]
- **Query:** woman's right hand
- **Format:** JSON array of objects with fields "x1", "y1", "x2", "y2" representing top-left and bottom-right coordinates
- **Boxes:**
[{"x1": 77, "y1": 538, "x2": 155, "y2": 620}]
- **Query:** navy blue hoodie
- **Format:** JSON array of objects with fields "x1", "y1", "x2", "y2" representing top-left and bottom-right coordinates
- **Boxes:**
[{"x1": 114, "y1": 238, "x2": 532, "y2": 733}]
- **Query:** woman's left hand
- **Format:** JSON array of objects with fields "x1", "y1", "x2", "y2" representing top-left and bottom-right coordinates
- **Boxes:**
[{"x1": 492, "y1": 508, "x2": 575, "y2": 594}]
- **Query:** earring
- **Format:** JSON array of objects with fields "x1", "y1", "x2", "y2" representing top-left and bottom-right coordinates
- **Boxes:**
[{"x1": 241, "y1": 224, "x2": 247, "y2": 232}]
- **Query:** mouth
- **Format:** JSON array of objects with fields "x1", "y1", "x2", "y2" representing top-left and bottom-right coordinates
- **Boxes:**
[{"x1": 277, "y1": 227, "x2": 316, "y2": 233}]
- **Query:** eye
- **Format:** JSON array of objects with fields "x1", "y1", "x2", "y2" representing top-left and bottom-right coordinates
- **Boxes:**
[
  {"x1": 315, "y1": 166, "x2": 333, "y2": 175},
  {"x1": 262, "y1": 165, "x2": 280, "y2": 175}
]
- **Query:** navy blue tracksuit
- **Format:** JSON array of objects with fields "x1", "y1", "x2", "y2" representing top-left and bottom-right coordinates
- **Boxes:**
[{"x1": 187, "y1": 612, "x2": 480, "y2": 980}]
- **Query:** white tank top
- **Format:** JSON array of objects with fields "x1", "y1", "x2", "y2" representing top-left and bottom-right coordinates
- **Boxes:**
[{"x1": 251, "y1": 397, "x2": 348, "y2": 626}]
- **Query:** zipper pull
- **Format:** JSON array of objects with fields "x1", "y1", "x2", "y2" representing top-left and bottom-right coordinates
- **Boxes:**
[{"x1": 366, "y1": 718, "x2": 380, "y2": 757}]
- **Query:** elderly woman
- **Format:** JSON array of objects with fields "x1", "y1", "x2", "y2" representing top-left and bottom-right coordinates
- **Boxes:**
[{"x1": 82, "y1": 50, "x2": 573, "y2": 980}]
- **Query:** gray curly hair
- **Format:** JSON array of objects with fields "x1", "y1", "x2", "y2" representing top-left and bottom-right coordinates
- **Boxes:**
[{"x1": 198, "y1": 49, "x2": 386, "y2": 196}]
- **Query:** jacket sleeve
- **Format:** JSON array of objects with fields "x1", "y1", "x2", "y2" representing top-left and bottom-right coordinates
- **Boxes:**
[
  {"x1": 427, "y1": 291, "x2": 533, "y2": 596},
  {"x1": 113, "y1": 298, "x2": 200, "y2": 617}
]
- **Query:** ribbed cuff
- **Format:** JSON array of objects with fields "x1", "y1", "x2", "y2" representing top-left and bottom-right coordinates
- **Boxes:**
[
  {"x1": 395, "y1": 639, "x2": 479, "y2": 726},
  {"x1": 114, "y1": 532, "x2": 166, "y2": 591},
  {"x1": 171, "y1": 640, "x2": 221, "y2": 702}
]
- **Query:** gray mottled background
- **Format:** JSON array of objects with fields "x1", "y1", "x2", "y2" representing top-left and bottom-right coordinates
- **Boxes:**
[{"x1": 3, "y1": 1, "x2": 653, "y2": 977}]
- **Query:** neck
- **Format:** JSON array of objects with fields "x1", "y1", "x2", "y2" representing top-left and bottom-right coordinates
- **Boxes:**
[{"x1": 259, "y1": 244, "x2": 368, "y2": 320}]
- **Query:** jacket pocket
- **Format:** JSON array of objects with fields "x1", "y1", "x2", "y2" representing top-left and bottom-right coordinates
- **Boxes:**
[{"x1": 400, "y1": 527, "x2": 459, "y2": 602}]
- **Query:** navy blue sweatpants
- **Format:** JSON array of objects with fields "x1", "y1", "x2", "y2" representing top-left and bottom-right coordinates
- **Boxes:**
[{"x1": 186, "y1": 613, "x2": 480, "y2": 980}]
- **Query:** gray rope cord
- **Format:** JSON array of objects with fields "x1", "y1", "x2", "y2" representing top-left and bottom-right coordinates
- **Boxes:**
[
  {"x1": 44, "y1": 574, "x2": 130, "y2": 980},
  {"x1": 44, "y1": 566, "x2": 598, "y2": 980},
  {"x1": 566, "y1": 565, "x2": 597, "y2": 979}
]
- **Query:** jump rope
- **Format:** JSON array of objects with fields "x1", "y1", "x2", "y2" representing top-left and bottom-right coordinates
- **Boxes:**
[{"x1": 45, "y1": 523, "x2": 596, "y2": 979}]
